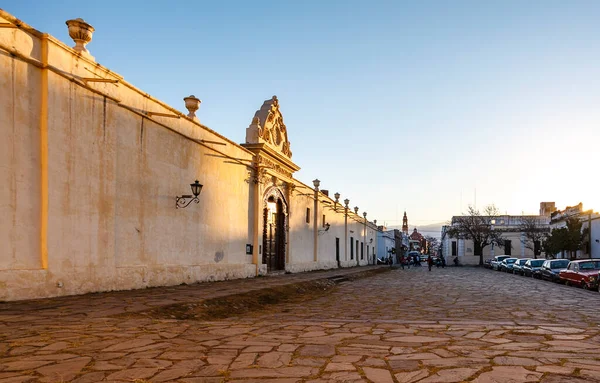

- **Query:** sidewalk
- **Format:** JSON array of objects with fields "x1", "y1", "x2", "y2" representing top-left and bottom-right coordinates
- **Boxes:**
[{"x1": 0, "y1": 265, "x2": 386, "y2": 321}]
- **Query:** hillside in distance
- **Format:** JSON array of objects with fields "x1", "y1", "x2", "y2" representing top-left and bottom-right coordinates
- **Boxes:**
[{"x1": 386, "y1": 222, "x2": 445, "y2": 239}]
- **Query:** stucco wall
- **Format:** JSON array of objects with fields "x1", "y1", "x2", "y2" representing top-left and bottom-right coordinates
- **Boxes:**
[
  {"x1": 315, "y1": 196, "x2": 344, "y2": 269},
  {"x1": 592, "y1": 218, "x2": 600, "y2": 259},
  {"x1": 0, "y1": 30, "x2": 42, "y2": 271},
  {"x1": 0, "y1": 14, "x2": 257, "y2": 300},
  {"x1": 0, "y1": 11, "x2": 381, "y2": 301},
  {"x1": 284, "y1": 186, "x2": 377, "y2": 272},
  {"x1": 287, "y1": 188, "x2": 315, "y2": 269}
]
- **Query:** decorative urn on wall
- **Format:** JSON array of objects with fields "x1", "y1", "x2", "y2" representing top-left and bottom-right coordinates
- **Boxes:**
[
  {"x1": 65, "y1": 18, "x2": 95, "y2": 59},
  {"x1": 183, "y1": 95, "x2": 201, "y2": 120}
]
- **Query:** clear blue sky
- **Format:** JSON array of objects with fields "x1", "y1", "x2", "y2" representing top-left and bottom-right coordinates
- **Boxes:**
[{"x1": 6, "y1": 0, "x2": 600, "y2": 228}]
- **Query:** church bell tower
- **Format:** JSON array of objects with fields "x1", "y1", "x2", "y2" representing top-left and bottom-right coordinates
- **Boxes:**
[{"x1": 402, "y1": 211, "x2": 408, "y2": 235}]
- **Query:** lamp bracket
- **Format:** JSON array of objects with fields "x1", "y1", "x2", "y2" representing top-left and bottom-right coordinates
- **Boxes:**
[
  {"x1": 176, "y1": 196, "x2": 199, "y2": 209},
  {"x1": 318, "y1": 223, "x2": 331, "y2": 235}
]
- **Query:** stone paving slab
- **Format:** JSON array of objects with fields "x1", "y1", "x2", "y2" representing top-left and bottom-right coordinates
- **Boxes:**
[{"x1": 2, "y1": 266, "x2": 600, "y2": 382}]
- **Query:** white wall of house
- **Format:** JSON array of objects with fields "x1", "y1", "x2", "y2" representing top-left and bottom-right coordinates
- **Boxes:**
[
  {"x1": 592, "y1": 217, "x2": 600, "y2": 259},
  {"x1": 377, "y1": 230, "x2": 395, "y2": 263},
  {"x1": 549, "y1": 206, "x2": 598, "y2": 259},
  {"x1": 581, "y1": 214, "x2": 600, "y2": 259},
  {"x1": 441, "y1": 215, "x2": 548, "y2": 265}
]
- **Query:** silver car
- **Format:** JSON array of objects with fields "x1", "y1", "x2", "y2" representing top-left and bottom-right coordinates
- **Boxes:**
[
  {"x1": 500, "y1": 257, "x2": 518, "y2": 272},
  {"x1": 512, "y1": 258, "x2": 531, "y2": 275},
  {"x1": 491, "y1": 255, "x2": 510, "y2": 271}
]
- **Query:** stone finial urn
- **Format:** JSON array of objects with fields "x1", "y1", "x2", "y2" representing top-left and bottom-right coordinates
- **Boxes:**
[
  {"x1": 66, "y1": 18, "x2": 95, "y2": 57},
  {"x1": 183, "y1": 95, "x2": 201, "y2": 119}
]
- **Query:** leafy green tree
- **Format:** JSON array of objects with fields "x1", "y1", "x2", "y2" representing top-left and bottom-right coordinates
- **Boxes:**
[
  {"x1": 543, "y1": 227, "x2": 567, "y2": 258},
  {"x1": 544, "y1": 217, "x2": 588, "y2": 260},
  {"x1": 564, "y1": 217, "x2": 589, "y2": 259}
]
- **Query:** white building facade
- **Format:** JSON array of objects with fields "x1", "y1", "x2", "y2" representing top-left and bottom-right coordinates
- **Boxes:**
[
  {"x1": 0, "y1": 10, "x2": 379, "y2": 301},
  {"x1": 549, "y1": 203, "x2": 599, "y2": 259},
  {"x1": 377, "y1": 229, "x2": 396, "y2": 263},
  {"x1": 441, "y1": 214, "x2": 550, "y2": 266}
]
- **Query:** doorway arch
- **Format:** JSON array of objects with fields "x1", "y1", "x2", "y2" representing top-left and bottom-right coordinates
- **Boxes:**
[{"x1": 262, "y1": 187, "x2": 288, "y2": 272}]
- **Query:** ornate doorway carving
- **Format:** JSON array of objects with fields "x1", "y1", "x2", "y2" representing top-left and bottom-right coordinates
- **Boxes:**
[{"x1": 263, "y1": 187, "x2": 288, "y2": 272}]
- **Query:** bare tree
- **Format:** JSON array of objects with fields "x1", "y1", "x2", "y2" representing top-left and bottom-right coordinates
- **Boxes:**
[
  {"x1": 518, "y1": 216, "x2": 550, "y2": 259},
  {"x1": 446, "y1": 205, "x2": 505, "y2": 266}
]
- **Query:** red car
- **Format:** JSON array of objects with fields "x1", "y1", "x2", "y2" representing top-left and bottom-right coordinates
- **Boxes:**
[{"x1": 558, "y1": 260, "x2": 600, "y2": 289}]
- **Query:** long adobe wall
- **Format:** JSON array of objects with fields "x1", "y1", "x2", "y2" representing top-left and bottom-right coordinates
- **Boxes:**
[
  {"x1": 0, "y1": 11, "x2": 259, "y2": 301},
  {"x1": 0, "y1": 10, "x2": 378, "y2": 301}
]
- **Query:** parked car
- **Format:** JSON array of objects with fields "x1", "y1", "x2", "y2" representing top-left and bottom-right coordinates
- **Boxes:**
[
  {"x1": 559, "y1": 259, "x2": 600, "y2": 289},
  {"x1": 523, "y1": 259, "x2": 545, "y2": 277},
  {"x1": 539, "y1": 259, "x2": 570, "y2": 282},
  {"x1": 500, "y1": 258, "x2": 518, "y2": 272},
  {"x1": 491, "y1": 255, "x2": 510, "y2": 271},
  {"x1": 512, "y1": 258, "x2": 531, "y2": 275}
]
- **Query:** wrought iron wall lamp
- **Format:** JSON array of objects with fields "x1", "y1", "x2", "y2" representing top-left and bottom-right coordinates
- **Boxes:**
[
  {"x1": 176, "y1": 180, "x2": 203, "y2": 209},
  {"x1": 319, "y1": 223, "x2": 331, "y2": 234}
]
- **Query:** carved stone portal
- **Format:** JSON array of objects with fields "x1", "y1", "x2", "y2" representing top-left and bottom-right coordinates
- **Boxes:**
[{"x1": 245, "y1": 96, "x2": 293, "y2": 158}]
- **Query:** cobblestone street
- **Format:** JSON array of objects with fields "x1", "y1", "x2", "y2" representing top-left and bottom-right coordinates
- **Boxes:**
[{"x1": 2, "y1": 266, "x2": 600, "y2": 382}]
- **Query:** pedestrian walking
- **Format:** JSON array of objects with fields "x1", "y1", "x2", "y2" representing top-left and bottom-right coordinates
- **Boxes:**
[
  {"x1": 441, "y1": 255, "x2": 446, "y2": 268},
  {"x1": 427, "y1": 255, "x2": 433, "y2": 271}
]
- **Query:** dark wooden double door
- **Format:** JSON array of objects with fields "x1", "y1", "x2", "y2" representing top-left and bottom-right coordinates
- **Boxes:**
[{"x1": 263, "y1": 198, "x2": 286, "y2": 272}]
